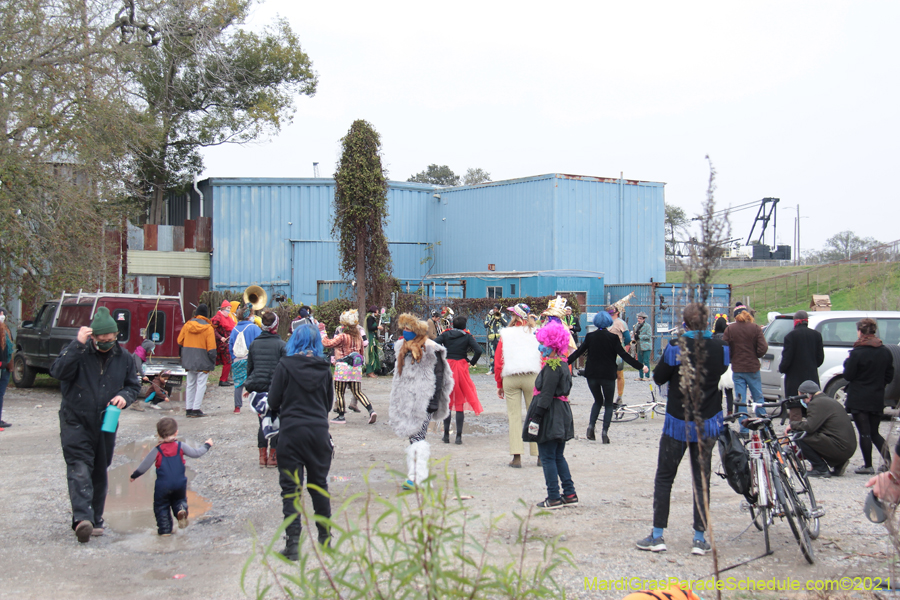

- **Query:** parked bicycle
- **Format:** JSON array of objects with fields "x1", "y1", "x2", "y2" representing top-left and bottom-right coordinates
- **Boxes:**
[
  {"x1": 728, "y1": 397, "x2": 822, "y2": 564},
  {"x1": 611, "y1": 382, "x2": 667, "y2": 423}
]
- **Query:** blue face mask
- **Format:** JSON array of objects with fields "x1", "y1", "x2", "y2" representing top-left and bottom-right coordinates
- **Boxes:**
[
  {"x1": 538, "y1": 344, "x2": 553, "y2": 358},
  {"x1": 402, "y1": 330, "x2": 417, "y2": 341}
]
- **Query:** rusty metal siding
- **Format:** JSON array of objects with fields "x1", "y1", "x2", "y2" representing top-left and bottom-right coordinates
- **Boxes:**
[{"x1": 210, "y1": 178, "x2": 434, "y2": 306}]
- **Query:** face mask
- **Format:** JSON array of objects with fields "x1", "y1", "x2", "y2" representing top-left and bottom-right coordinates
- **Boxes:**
[
  {"x1": 95, "y1": 340, "x2": 116, "y2": 352},
  {"x1": 539, "y1": 344, "x2": 553, "y2": 358},
  {"x1": 402, "y1": 330, "x2": 417, "y2": 341},
  {"x1": 0, "y1": 314, "x2": 5, "y2": 323}
]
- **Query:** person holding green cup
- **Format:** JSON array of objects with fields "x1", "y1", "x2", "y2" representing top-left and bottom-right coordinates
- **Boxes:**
[{"x1": 51, "y1": 306, "x2": 141, "y2": 543}]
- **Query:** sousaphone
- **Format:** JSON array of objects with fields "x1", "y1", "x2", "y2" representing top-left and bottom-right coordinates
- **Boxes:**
[{"x1": 243, "y1": 285, "x2": 267, "y2": 311}]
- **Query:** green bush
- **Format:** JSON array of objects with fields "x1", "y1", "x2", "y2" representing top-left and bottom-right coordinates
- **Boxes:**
[{"x1": 242, "y1": 464, "x2": 572, "y2": 600}]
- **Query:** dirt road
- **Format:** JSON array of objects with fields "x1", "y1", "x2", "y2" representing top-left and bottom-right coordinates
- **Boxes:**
[{"x1": 0, "y1": 372, "x2": 893, "y2": 599}]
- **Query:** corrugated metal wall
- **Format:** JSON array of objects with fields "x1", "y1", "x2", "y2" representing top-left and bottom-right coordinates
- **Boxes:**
[
  {"x1": 431, "y1": 174, "x2": 665, "y2": 284},
  {"x1": 211, "y1": 179, "x2": 434, "y2": 306}
]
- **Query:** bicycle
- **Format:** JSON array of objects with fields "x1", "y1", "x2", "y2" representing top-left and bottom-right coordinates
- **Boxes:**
[
  {"x1": 729, "y1": 398, "x2": 821, "y2": 564},
  {"x1": 611, "y1": 382, "x2": 667, "y2": 423}
]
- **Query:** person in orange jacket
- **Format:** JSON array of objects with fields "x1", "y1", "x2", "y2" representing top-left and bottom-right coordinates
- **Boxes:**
[{"x1": 177, "y1": 304, "x2": 217, "y2": 417}]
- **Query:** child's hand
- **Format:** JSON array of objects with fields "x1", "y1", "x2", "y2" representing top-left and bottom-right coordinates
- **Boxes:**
[{"x1": 206, "y1": 438, "x2": 214, "y2": 447}]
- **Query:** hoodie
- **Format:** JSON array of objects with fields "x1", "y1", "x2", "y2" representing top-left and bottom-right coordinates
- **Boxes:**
[
  {"x1": 266, "y1": 354, "x2": 334, "y2": 430},
  {"x1": 176, "y1": 316, "x2": 216, "y2": 372}
]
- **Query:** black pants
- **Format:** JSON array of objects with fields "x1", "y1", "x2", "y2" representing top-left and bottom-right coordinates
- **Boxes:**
[
  {"x1": 652, "y1": 433, "x2": 715, "y2": 532},
  {"x1": 586, "y1": 378, "x2": 617, "y2": 431},
  {"x1": 277, "y1": 424, "x2": 332, "y2": 539},
  {"x1": 794, "y1": 438, "x2": 830, "y2": 472},
  {"x1": 852, "y1": 410, "x2": 886, "y2": 468},
  {"x1": 154, "y1": 484, "x2": 188, "y2": 535},
  {"x1": 59, "y1": 411, "x2": 116, "y2": 528},
  {"x1": 724, "y1": 388, "x2": 734, "y2": 414}
]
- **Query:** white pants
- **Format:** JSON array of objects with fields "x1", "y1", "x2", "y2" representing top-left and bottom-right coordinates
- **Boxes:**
[{"x1": 185, "y1": 371, "x2": 208, "y2": 410}]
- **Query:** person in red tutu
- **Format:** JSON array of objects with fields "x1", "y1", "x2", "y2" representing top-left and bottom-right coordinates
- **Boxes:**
[{"x1": 434, "y1": 315, "x2": 483, "y2": 444}]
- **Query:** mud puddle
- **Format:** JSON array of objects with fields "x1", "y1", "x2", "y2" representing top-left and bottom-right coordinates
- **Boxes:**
[{"x1": 104, "y1": 439, "x2": 212, "y2": 540}]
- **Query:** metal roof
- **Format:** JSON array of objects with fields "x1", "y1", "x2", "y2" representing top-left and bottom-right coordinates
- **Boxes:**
[{"x1": 426, "y1": 269, "x2": 605, "y2": 280}]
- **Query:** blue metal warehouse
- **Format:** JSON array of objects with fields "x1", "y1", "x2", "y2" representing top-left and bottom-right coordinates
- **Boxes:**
[{"x1": 196, "y1": 173, "x2": 665, "y2": 306}]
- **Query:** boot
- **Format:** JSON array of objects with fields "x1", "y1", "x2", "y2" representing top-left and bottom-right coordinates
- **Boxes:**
[
  {"x1": 280, "y1": 533, "x2": 300, "y2": 561},
  {"x1": 509, "y1": 454, "x2": 522, "y2": 468},
  {"x1": 412, "y1": 440, "x2": 430, "y2": 485},
  {"x1": 586, "y1": 424, "x2": 596, "y2": 440},
  {"x1": 601, "y1": 430, "x2": 610, "y2": 444},
  {"x1": 347, "y1": 399, "x2": 361, "y2": 413},
  {"x1": 455, "y1": 411, "x2": 464, "y2": 444},
  {"x1": 267, "y1": 448, "x2": 278, "y2": 468},
  {"x1": 442, "y1": 415, "x2": 451, "y2": 443},
  {"x1": 259, "y1": 448, "x2": 268, "y2": 468}
]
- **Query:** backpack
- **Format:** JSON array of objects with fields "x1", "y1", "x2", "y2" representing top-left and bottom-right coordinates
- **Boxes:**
[
  {"x1": 716, "y1": 426, "x2": 752, "y2": 499},
  {"x1": 339, "y1": 352, "x2": 365, "y2": 367},
  {"x1": 233, "y1": 326, "x2": 249, "y2": 359}
]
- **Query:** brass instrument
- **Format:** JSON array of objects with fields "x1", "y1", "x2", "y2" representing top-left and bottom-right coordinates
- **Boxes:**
[{"x1": 243, "y1": 285, "x2": 267, "y2": 311}]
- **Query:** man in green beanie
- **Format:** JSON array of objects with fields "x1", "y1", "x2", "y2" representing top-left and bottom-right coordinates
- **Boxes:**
[{"x1": 50, "y1": 306, "x2": 141, "y2": 543}]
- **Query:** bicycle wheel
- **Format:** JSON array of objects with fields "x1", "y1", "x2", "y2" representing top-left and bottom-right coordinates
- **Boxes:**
[
  {"x1": 610, "y1": 407, "x2": 639, "y2": 423},
  {"x1": 783, "y1": 446, "x2": 820, "y2": 540},
  {"x1": 749, "y1": 457, "x2": 772, "y2": 555},
  {"x1": 773, "y1": 463, "x2": 815, "y2": 564},
  {"x1": 652, "y1": 402, "x2": 666, "y2": 416}
]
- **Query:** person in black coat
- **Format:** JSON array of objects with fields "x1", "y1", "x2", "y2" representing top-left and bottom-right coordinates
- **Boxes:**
[
  {"x1": 568, "y1": 311, "x2": 647, "y2": 443},
  {"x1": 244, "y1": 312, "x2": 287, "y2": 467},
  {"x1": 778, "y1": 310, "x2": 825, "y2": 397},
  {"x1": 636, "y1": 304, "x2": 728, "y2": 556},
  {"x1": 267, "y1": 324, "x2": 334, "y2": 559},
  {"x1": 50, "y1": 307, "x2": 141, "y2": 543},
  {"x1": 844, "y1": 318, "x2": 895, "y2": 474},
  {"x1": 435, "y1": 316, "x2": 483, "y2": 444}
]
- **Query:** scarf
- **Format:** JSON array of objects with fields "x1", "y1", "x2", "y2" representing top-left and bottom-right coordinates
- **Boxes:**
[
  {"x1": 854, "y1": 334, "x2": 883, "y2": 348},
  {"x1": 396, "y1": 335, "x2": 427, "y2": 376},
  {"x1": 794, "y1": 319, "x2": 808, "y2": 328}
]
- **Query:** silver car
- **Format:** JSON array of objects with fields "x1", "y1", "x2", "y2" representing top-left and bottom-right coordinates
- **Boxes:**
[{"x1": 759, "y1": 310, "x2": 900, "y2": 405}]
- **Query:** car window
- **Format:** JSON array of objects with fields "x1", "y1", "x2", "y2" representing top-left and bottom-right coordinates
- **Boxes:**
[
  {"x1": 816, "y1": 319, "x2": 857, "y2": 346},
  {"x1": 57, "y1": 305, "x2": 93, "y2": 328},
  {"x1": 35, "y1": 304, "x2": 56, "y2": 331},
  {"x1": 878, "y1": 318, "x2": 900, "y2": 345},
  {"x1": 146, "y1": 311, "x2": 166, "y2": 343},
  {"x1": 764, "y1": 318, "x2": 794, "y2": 345},
  {"x1": 111, "y1": 309, "x2": 130, "y2": 342}
]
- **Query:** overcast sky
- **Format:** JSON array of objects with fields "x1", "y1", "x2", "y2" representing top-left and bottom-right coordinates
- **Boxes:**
[{"x1": 201, "y1": 1, "x2": 899, "y2": 254}]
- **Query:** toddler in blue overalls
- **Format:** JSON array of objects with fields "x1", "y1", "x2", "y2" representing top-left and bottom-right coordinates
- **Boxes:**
[{"x1": 130, "y1": 417, "x2": 213, "y2": 535}]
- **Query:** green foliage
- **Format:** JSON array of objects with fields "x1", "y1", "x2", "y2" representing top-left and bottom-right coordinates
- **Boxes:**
[
  {"x1": 664, "y1": 202, "x2": 688, "y2": 256},
  {"x1": 332, "y1": 120, "x2": 393, "y2": 311},
  {"x1": 314, "y1": 298, "x2": 353, "y2": 336},
  {"x1": 462, "y1": 168, "x2": 491, "y2": 186},
  {"x1": 407, "y1": 164, "x2": 460, "y2": 186},
  {"x1": 243, "y1": 465, "x2": 572, "y2": 600}
]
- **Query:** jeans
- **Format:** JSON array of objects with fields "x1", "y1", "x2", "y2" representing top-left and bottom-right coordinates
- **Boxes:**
[
  {"x1": 234, "y1": 385, "x2": 243, "y2": 408},
  {"x1": 184, "y1": 371, "x2": 209, "y2": 411},
  {"x1": 637, "y1": 350, "x2": 651, "y2": 378},
  {"x1": 0, "y1": 367, "x2": 9, "y2": 420},
  {"x1": 586, "y1": 378, "x2": 617, "y2": 431},
  {"x1": 733, "y1": 371, "x2": 766, "y2": 432},
  {"x1": 652, "y1": 433, "x2": 715, "y2": 531},
  {"x1": 537, "y1": 440, "x2": 576, "y2": 501}
]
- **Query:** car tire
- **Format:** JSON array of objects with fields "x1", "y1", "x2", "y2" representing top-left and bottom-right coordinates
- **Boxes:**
[
  {"x1": 12, "y1": 353, "x2": 36, "y2": 388},
  {"x1": 883, "y1": 345, "x2": 900, "y2": 404},
  {"x1": 824, "y1": 377, "x2": 849, "y2": 406}
]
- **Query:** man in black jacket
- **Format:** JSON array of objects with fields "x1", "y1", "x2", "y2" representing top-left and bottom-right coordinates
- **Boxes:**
[
  {"x1": 435, "y1": 316, "x2": 483, "y2": 444},
  {"x1": 787, "y1": 380, "x2": 857, "y2": 477},
  {"x1": 50, "y1": 307, "x2": 141, "y2": 543},
  {"x1": 245, "y1": 312, "x2": 287, "y2": 468},
  {"x1": 779, "y1": 310, "x2": 825, "y2": 397}
]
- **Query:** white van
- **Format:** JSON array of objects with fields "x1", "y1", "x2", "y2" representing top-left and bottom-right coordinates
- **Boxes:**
[{"x1": 759, "y1": 311, "x2": 900, "y2": 405}]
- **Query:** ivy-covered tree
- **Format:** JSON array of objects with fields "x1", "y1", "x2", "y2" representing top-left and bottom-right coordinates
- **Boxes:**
[{"x1": 332, "y1": 120, "x2": 393, "y2": 318}]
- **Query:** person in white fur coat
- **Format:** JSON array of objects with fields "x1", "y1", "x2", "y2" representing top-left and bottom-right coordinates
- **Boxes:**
[{"x1": 389, "y1": 313, "x2": 453, "y2": 488}]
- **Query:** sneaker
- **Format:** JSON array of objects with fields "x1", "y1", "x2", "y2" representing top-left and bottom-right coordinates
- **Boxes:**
[
  {"x1": 330, "y1": 415, "x2": 346, "y2": 424},
  {"x1": 347, "y1": 404, "x2": 361, "y2": 413},
  {"x1": 130, "y1": 403, "x2": 145, "y2": 411},
  {"x1": 367, "y1": 411, "x2": 377, "y2": 424},
  {"x1": 188, "y1": 410, "x2": 207, "y2": 418},
  {"x1": 177, "y1": 509, "x2": 189, "y2": 529},
  {"x1": 402, "y1": 479, "x2": 416, "y2": 490},
  {"x1": 0, "y1": 420, "x2": 10, "y2": 428},
  {"x1": 807, "y1": 468, "x2": 832, "y2": 478},
  {"x1": 831, "y1": 460, "x2": 850, "y2": 477},
  {"x1": 91, "y1": 527, "x2": 104, "y2": 537},
  {"x1": 75, "y1": 521, "x2": 93, "y2": 543},
  {"x1": 149, "y1": 403, "x2": 162, "y2": 410},
  {"x1": 636, "y1": 534, "x2": 666, "y2": 552},
  {"x1": 855, "y1": 465, "x2": 875, "y2": 475},
  {"x1": 185, "y1": 409, "x2": 196, "y2": 417},
  {"x1": 691, "y1": 539, "x2": 711, "y2": 555},
  {"x1": 536, "y1": 498, "x2": 565, "y2": 510},
  {"x1": 233, "y1": 407, "x2": 241, "y2": 414},
  {"x1": 218, "y1": 380, "x2": 234, "y2": 387},
  {"x1": 562, "y1": 493, "x2": 579, "y2": 506}
]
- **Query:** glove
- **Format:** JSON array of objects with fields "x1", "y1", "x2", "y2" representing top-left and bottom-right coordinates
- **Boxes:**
[{"x1": 427, "y1": 398, "x2": 439, "y2": 414}]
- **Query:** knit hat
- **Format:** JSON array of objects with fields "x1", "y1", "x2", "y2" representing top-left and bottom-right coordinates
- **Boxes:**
[
  {"x1": 298, "y1": 307, "x2": 310, "y2": 319},
  {"x1": 141, "y1": 339, "x2": 156, "y2": 353},
  {"x1": 798, "y1": 380, "x2": 820, "y2": 395},
  {"x1": 794, "y1": 310, "x2": 809, "y2": 321},
  {"x1": 196, "y1": 304, "x2": 209, "y2": 318},
  {"x1": 339, "y1": 309, "x2": 359, "y2": 327},
  {"x1": 220, "y1": 300, "x2": 231, "y2": 311},
  {"x1": 90, "y1": 307, "x2": 118, "y2": 335}
]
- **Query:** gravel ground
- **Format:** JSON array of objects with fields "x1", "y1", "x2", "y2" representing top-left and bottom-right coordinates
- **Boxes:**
[{"x1": 0, "y1": 371, "x2": 896, "y2": 599}]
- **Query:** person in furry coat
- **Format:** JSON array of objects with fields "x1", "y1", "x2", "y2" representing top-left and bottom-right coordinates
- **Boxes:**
[{"x1": 389, "y1": 313, "x2": 453, "y2": 488}]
